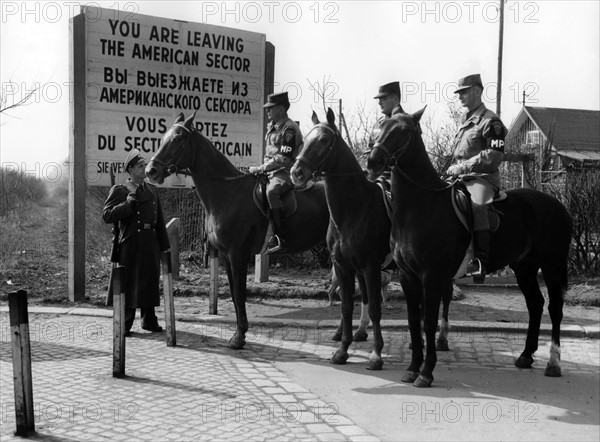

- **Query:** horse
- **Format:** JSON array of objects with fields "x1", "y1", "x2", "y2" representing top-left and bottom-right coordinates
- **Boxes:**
[
  {"x1": 145, "y1": 112, "x2": 330, "y2": 349},
  {"x1": 290, "y1": 108, "x2": 393, "y2": 370},
  {"x1": 367, "y1": 108, "x2": 573, "y2": 387}
]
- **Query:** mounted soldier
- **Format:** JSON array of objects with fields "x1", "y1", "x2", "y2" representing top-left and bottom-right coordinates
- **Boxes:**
[
  {"x1": 366, "y1": 81, "x2": 405, "y2": 183},
  {"x1": 446, "y1": 73, "x2": 507, "y2": 283},
  {"x1": 249, "y1": 92, "x2": 303, "y2": 252}
]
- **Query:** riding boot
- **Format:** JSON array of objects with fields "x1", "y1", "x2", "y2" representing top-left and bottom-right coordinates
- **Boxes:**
[
  {"x1": 469, "y1": 230, "x2": 490, "y2": 284},
  {"x1": 268, "y1": 208, "x2": 286, "y2": 253}
]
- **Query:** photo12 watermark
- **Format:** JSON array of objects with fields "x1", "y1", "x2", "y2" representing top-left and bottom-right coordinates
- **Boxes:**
[
  {"x1": 400, "y1": 400, "x2": 540, "y2": 424},
  {"x1": 400, "y1": 1, "x2": 540, "y2": 24}
]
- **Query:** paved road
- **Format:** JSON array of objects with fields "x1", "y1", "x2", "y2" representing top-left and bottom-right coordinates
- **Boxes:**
[{"x1": 1, "y1": 310, "x2": 598, "y2": 441}]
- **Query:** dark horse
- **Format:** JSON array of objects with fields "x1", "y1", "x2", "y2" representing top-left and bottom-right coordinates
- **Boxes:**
[
  {"x1": 367, "y1": 108, "x2": 573, "y2": 388},
  {"x1": 291, "y1": 109, "x2": 392, "y2": 370},
  {"x1": 146, "y1": 113, "x2": 330, "y2": 349}
]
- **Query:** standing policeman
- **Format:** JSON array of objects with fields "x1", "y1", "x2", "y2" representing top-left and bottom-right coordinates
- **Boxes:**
[
  {"x1": 103, "y1": 149, "x2": 170, "y2": 336},
  {"x1": 446, "y1": 73, "x2": 507, "y2": 283},
  {"x1": 249, "y1": 92, "x2": 303, "y2": 252}
]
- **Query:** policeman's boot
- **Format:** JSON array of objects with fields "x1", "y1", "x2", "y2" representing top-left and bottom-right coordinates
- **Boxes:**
[
  {"x1": 468, "y1": 230, "x2": 491, "y2": 284},
  {"x1": 268, "y1": 208, "x2": 286, "y2": 253}
]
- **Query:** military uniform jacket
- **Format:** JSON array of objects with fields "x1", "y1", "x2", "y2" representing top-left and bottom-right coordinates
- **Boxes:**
[
  {"x1": 262, "y1": 116, "x2": 303, "y2": 182},
  {"x1": 102, "y1": 180, "x2": 170, "y2": 309},
  {"x1": 452, "y1": 103, "x2": 507, "y2": 187},
  {"x1": 366, "y1": 104, "x2": 405, "y2": 177},
  {"x1": 367, "y1": 104, "x2": 405, "y2": 149}
]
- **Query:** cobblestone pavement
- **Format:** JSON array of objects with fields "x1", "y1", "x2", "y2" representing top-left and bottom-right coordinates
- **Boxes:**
[{"x1": 1, "y1": 311, "x2": 599, "y2": 441}]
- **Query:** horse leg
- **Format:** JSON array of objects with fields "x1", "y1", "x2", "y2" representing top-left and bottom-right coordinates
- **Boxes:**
[
  {"x1": 512, "y1": 261, "x2": 544, "y2": 369},
  {"x1": 222, "y1": 253, "x2": 249, "y2": 350},
  {"x1": 364, "y1": 268, "x2": 384, "y2": 371},
  {"x1": 541, "y1": 261, "x2": 567, "y2": 377},
  {"x1": 331, "y1": 280, "x2": 353, "y2": 342},
  {"x1": 399, "y1": 272, "x2": 423, "y2": 384},
  {"x1": 353, "y1": 276, "x2": 370, "y2": 342},
  {"x1": 436, "y1": 289, "x2": 452, "y2": 351},
  {"x1": 331, "y1": 265, "x2": 355, "y2": 365},
  {"x1": 414, "y1": 277, "x2": 449, "y2": 388}
]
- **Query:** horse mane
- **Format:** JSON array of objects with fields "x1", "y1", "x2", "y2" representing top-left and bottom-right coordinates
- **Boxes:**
[
  {"x1": 188, "y1": 126, "x2": 246, "y2": 178},
  {"x1": 389, "y1": 110, "x2": 446, "y2": 190}
]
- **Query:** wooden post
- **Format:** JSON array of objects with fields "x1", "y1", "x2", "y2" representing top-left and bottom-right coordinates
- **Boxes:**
[
  {"x1": 112, "y1": 266, "x2": 126, "y2": 378},
  {"x1": 161, "y1": 251, "x2": 176, "y2": 347},
  {"x1": 208, "y1": 245, "x2": 219, "y2": 315},
  {"x1": 8, "y1": 290, "x2": 35, "y2": 436},
  {"x1": 68, "y1": 13, "x2": 86, "y2": 301},
  {"x1": 255, "y1": 253, "x2": 269, "y2": 282},
  {"x1": 166, "y1": 218, "x2": 180, "y2": 280}
]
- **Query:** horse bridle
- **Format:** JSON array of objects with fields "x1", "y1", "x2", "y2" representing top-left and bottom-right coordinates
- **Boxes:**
[
  {"x1": 373, "y1": 131, "x2": 453, "y2": 192},
  {"x1": 149, "y1": 123, "x2": 195, "y2": 176},
  {"x1": 295, "y1": 123, "x2": 340, "y2": 178}
]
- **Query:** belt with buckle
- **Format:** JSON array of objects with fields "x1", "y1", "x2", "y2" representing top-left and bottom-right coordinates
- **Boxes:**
[{"x1": 142, "y1": 223, "x2": 155, "y2": 230}]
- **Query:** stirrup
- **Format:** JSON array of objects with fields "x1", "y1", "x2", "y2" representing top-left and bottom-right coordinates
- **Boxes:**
[
  {"x1": 267, "y1": 235, "x2": 284, "y2": 254},
  {"x1": 466, "y1": 258, "x2": 485, "y2": 283}
]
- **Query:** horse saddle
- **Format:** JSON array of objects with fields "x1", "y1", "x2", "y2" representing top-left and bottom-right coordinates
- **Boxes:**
[
  {"x1": 451, "y1": 177, "x2": 506, "y2": 279},
  {"x1": 452, "y1": 177, "x2": 506, "y2": 233},
  {"x1": 252, "y1": 174, "x2": 314, "y2": 219}
]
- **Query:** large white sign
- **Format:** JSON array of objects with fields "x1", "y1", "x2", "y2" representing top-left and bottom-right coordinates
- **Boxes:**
[{"x1": 76, "y1": 6, "x2": 267, "y2": 187}]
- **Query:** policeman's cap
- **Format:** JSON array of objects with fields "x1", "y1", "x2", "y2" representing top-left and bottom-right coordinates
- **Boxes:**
[
  {"x1": 125, "y1": 148, "x2": 145, "y2": 171},
  {"x1": 374, "y1": 81, "x2": 401, "y2": 99},
  {"x1": 263, "y1": 92, "x2": 290, "y2": 111},
  {"x1": 454, "y1": 74, "x2": 483, "y2": 93}
]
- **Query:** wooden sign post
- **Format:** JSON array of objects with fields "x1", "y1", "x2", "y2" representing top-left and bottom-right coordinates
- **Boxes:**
[
  {"x1": 8, "y1": 290, "x2": 35, "y2": 436},
  {"x1": 161, "y1": 251, "x2": 177, "y2": 347},
  {"x1": 112, "y1": 266, "x2": 126, "y2": 377}
]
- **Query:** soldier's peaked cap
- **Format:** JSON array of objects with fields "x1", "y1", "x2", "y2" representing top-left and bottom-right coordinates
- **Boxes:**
[
  {"x1": 374, "y1": 81, "x2": 401, "y2": 99},
  {"x1": 454, "y1": 74, "x2": 484, "y2": 93},
  {"x1": 125, "y1": 148, "x2": 145, "y2": 170},
  {"x1": 263, "y1": 92, "x2": 290, "y2": 110}
]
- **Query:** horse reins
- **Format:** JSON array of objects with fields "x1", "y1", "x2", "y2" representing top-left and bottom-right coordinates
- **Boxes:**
[{"x1": 373, "y1": 135, "x2": 453, "y2": 193}]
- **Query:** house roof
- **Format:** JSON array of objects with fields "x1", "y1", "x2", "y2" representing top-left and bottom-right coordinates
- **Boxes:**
[{"x1": 508, "y1": 106, "x2": 600, "y2": 152}]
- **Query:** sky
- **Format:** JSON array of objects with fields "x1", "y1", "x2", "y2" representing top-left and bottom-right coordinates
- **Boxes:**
[{"x1": 1, "y1": 0, "x2": 599, "y2": 180}]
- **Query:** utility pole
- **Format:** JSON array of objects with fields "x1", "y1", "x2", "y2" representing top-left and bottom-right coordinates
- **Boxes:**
[{"x1": 496, "y1": 0, "x2": 505, "y2": 118}]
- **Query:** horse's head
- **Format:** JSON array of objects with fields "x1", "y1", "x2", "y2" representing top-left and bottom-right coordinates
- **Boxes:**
[
  {"x1": 366, "y1": 106, "x2": 426, "y2": 178},
  {"x1": 146, "y1": 112, "x2": 196, "y2": 184},
  {"x1": 291, "y1": 108, "x2": 338, "y2": 186}
]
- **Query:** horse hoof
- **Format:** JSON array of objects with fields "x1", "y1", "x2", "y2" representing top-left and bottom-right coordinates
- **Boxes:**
[
  {"x1": 353, "y1": 330, "x2": 368, "y2": 342},
  {"x1": 545, "y1": 363, "x2": 562, "y2": 377},
  {"x1": 514, "y1": 355, "x2": 534, "y2": 369},
  {"x1": 227, "y1": 338, "x2": 246, "y2": 350},
  {"x1": 413, "y1": 375, "x2": 433, "y2": 388},
  {"x1": 436, "y1": 340, "x2": 449, "y2": 351},
  {"x1": 366, "y1": 359, "x2": 383, "y2": 371},
  {"x1": 331, "y1": 331, "x2": 342, "y2": 342},
  {"x1": 401, "y1": 370, "x2": 419, "y2": 383},
  {"x1": 330, "y1": 350, "x2": 349, "y2": 365}
]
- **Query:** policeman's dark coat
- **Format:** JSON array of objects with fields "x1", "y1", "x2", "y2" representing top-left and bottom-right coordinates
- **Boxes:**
[{"x1": 103, "y1": 181, "x2": 170, "y2": 309}]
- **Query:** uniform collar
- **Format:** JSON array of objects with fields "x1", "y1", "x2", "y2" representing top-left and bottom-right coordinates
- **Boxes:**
[
  {"x1": 459, "y1": 103, "x2": 487, "y2": 128},
  {"x1": 267, "y1": 116, "x2": 289, "y2": 131},
  {"x1": 463, "y1": 103, "x2": 486, "y2": 122}
]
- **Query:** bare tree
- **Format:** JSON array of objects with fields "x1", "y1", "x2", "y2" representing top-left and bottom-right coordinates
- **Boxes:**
[
  {"x1": 0, "y1": 80, "x2": 39, "y2": 115},
  {"x1": 420, "y1": 102, "x2": 462, "y2": 175}
]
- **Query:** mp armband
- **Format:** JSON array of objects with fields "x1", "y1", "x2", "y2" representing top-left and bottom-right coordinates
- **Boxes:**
[{"x1": 487, "y1": 138, "x2": 505, "y2": 152}]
